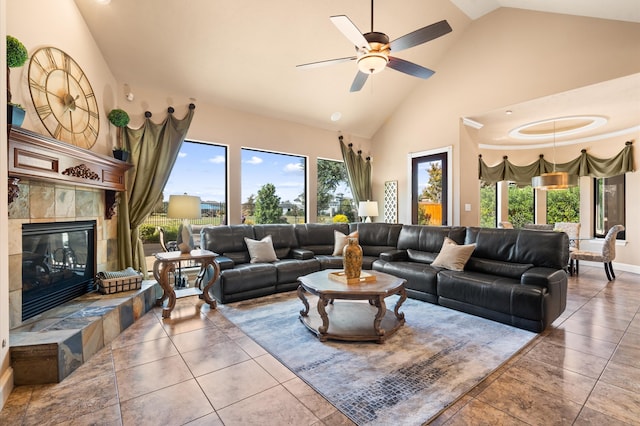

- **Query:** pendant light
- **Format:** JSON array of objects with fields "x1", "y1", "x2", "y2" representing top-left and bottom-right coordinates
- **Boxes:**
[{"x1": 531, "y1": 121, "x2": 578, "y2": 190}]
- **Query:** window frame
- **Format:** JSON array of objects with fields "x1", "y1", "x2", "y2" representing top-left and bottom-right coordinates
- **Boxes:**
[
  {"x1": 241, "y1": 147, "x2": 308, "y2": 224},
  {"x1": 408, "y1": 146, "x2": 452, "y2": 226},
  {"x1": 594, "y1": 174, "x2": 626, "y2": 240}
]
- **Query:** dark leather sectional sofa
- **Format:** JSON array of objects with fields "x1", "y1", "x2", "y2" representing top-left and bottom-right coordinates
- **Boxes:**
[{"x1": 200, "y1": 222, "x2": 569, "y2": 332}]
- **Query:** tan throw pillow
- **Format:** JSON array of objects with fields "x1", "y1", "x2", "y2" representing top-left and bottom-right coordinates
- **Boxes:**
[
  {"x1": 332, "y1": 230, "x2": 359, "y2": 256},
  {"x1": 244, "y1": 235, "x2": 279, "y2": 263},
  {"x1": 431, "y1": 237, "x2": 476, "y2": 271}
]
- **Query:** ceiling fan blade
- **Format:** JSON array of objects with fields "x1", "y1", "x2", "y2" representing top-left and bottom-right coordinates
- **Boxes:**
[
  {"x1": 389, "y1": 20, "x2": 452, "y2": 53},
  {"x1": 387, "y1": 57, "x2": 435, "y2": 79},
  {"x1": 350, "y1": 71, "x2": 369, "y2": 92},
  {"x1": 330, "y1": 15, "x2": 370, "y2": 52},
  {"x1": 296, "y1": 56, "x2": 357, "y2": 70}
]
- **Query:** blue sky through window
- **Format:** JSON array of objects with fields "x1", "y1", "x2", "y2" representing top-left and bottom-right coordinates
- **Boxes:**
[
  {"x1": 163, "y1": 141, "x2": 226, "y2": 202},
  {"x1": 241, "y1": 148, "x2": 305, "y2": 204}
]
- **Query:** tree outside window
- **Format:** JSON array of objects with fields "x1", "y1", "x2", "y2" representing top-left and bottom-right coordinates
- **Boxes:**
[
  {"x1": 546, "y1": 186, "x2": 580, "y2": 224},
  {"x1": 480, "y1": 181, "x2": 497, "y2": 228},
  {"x1": 242, "y1": 148, "x2": 306, "y2": 224},
  {"x1": 317, "y1": 159, "x2": 355, "y2": 223},
  {"x1": 507, "y1": 184, "x2": 534, "y2": 228}
]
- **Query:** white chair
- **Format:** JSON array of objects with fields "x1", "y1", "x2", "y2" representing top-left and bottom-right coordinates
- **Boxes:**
[{"x1": 570, "y1": 225, "x2": 625, "y2": 281}]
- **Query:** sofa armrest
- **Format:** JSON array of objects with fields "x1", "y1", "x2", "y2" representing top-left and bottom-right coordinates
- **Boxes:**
[
  {"x1": 215, "y1": 256, "x2": 235, "y2": 271},
  {"x1": 521, "y1": 267, "x2": 566, "y2": 290},
  {"x1": 379, "y1": 249, "x2": 408, "y2": 262},
  {"x1": 291, "y1": 248, "x2": 315, "y2": 260}
]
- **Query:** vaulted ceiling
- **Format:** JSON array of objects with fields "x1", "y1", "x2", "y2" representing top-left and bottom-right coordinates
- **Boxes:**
[{"x1": 73, "y1": 0, "x2": 640, "y2": 141}]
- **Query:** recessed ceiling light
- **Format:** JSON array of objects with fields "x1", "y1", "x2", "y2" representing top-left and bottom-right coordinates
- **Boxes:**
[
  {"x1": 509, "y1": 115, "x2": 608, "y2": 140},
  {"x1": 505, "y1": 110, "x2": 513, "y2": 115},
  {"x1": 95, "y1": 0, "x2": 111, "y2": 4},
  {"x1": 330, "y1": 112, "x2": 342, "y2": 122}
]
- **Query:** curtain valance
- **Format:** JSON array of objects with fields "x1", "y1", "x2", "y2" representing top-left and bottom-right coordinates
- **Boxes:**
[{"x1": 478, "y1": 141, "x2": 634, "y2": 185}]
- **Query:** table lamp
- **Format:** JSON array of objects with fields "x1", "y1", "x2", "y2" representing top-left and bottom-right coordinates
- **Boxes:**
[
  {"x1": 167, "y1": 194, "x2": 201, "y2": 253},
  {"x1": 358, "y1": 200, "x2": 379, "y2": 223}
]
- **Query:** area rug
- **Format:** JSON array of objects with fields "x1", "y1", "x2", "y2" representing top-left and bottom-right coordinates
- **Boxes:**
[{"x1": 219, "y1": 292, "x2": 536, "y2": 425}]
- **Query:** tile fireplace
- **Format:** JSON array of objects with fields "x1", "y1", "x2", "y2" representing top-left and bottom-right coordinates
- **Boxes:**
[{"x1": 21, "y1": 221, "x2": 96, "y2": 321}]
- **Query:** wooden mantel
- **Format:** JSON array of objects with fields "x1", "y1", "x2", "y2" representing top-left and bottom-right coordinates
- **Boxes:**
[{"x1": 7, "y1": 126, "x2": 133, "y2": 218}]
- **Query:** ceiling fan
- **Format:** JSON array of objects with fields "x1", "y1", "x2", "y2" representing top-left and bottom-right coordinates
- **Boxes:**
[{"x1": 296, "y1": 0, "x2": 452, "y2": 92}]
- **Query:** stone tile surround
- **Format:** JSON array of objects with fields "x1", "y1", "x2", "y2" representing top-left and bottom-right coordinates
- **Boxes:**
[
  {"x1": 9, "y1": 281, "x2": 158, "y2": 385},
  {"x1": 8, "y1": 179, "x2": 120, "y2": 329}
]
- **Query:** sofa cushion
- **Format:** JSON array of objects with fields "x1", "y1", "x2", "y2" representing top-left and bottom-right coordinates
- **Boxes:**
[
  {"x1": 294, "y1": 223, "x2": 350, "y2": 255},
  {"x1": 274, "y1": 258, "x2": 321, "y2": 284},
  {"x1": 350, "y1": 223, "x2": 402, "y2": 256},
  {"x1": 200, "y1": 225, "x2": 254, "y2": 265},
  {"x1": 437, "y1": 270, "x2": 547, "y2": 321},
  {"x1": 373, "y1": 259, "x2": 439, "y2": 302},
  {"x1": 465, "y1": 257, "x2": 533, "y2": 279},
  {"x1": 431, "y1": 237, "x2": 476, "y2": 271},
  {"x1": 254, "y1": 224, "x2": 299, "y2": 259},
  {"x1": 332, "y1": 230, "x2": 359, "y2": 256},
  {"x1": 244, "y1": 235, "x2": 279, "y2": 263}
]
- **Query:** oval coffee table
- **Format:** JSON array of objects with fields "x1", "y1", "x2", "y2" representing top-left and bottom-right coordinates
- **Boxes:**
[{"x1": 297, "y1": 270, "x2": 407, "y2": 343}]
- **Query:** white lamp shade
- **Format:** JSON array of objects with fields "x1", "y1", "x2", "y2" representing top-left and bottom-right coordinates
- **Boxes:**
[
  {"x1": 358, "y1": 201, "x2": 379, "y2": 218},
  {"x1": 167, "y1": 194, "x2": 201, "y2": 219},
  {"x1": 357, "y1": 53, "x2": 388, "y2": 74}
]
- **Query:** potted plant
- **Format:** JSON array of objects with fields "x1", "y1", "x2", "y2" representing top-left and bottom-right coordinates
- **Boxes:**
[
  {"x1": 6, "y1": 35, "x2": 28, "y2": 127},
  {"x1": 108, "y1": 108, "x2": 130, "y2": 161}
]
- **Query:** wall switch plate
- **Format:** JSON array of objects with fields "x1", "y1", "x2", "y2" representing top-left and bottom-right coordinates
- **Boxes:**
[{"x1": 464, "y1": 203, "x2": 471, "y2": 211}]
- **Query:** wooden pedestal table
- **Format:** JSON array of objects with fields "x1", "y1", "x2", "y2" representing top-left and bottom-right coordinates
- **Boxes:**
[
  {"x1": 153, "y1": 249, "x2": 220, "y2": 318},
  {"x1": 297, "y1": 270, "x2": 407, "y2": 343}
]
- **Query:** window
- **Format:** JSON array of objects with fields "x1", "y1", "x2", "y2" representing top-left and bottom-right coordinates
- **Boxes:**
[
  {"x1": 242, "y1": 148, "x2": 307, "y2": 224},
  {"x1": 141, "y1": 140, "x2": 227, "y2": 272},
  {"x1": 316, "y1": 159, "x2": 355, "y2": 223},
  {"x1": 507, "y1": 184, "x2": 534, "y2": 228},
  {"x1": 595, "y1": 174, "x2": 625, "y2": 239},
  {"x1": 411, "y1": 151, "x2": 449, "y2": 225},
  {"x1": 480, "y1": 181, "x2": 497, "y2": 228},
  {"x1": 546, "y1": 186, "x2": 580, "y2": 224}
]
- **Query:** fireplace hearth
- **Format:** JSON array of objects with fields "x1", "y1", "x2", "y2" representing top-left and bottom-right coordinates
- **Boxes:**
[{"x1": 22, "y1": 221, "x2": 96, "y2": 321}]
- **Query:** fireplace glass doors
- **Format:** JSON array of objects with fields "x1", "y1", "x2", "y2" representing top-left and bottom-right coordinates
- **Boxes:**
[{"x1": 22, "y1": 221, "x2": 96, "y2": 321}]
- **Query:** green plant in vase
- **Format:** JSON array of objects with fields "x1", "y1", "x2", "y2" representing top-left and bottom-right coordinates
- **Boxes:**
[
  {"x1": 108, "y1": 108, "x2": 131, "y2": 161},
  {"x1": 6, "y1": 35, "x2": 28, "y2": 126}
]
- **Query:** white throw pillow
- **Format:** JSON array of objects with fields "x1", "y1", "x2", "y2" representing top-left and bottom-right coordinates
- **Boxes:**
[
  {"x1": 332, "y1": 230, "x2": 359, "y2": 256},
  {"x1": 244, "y1": 235, "x2": 279, "y2": 263},
  {"x1": 431, "y1": 237, "x2": 476, "y2": 271}
]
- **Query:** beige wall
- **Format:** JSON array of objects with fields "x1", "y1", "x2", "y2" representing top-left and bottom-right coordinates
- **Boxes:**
[
  {"x1": 371, "y1": 8, "x2": 640, "y2": 271},
  {"x1": 119, "y1": 86, "x2": 371, "y2": 225}
]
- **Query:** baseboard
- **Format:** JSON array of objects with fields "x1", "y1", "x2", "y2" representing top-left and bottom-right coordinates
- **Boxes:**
[
  {"x1": 578, "y1": 260, "x2": 640, "y2": 275},
  {"x1": 0, "y1": 366, "x2": 14, "y2": 411}
]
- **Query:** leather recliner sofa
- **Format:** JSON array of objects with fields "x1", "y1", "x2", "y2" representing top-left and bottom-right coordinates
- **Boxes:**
[
  {"x1": 372, "y1": 225, "x2": 568, "y2": 332},
  {"x1": 199, "y1": 222, "x2": 568, "y2": 332}
]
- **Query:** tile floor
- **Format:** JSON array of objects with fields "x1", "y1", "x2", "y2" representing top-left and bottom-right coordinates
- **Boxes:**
[{"x1": 1, "y1": 264, "x2": 638, "y2": 425}]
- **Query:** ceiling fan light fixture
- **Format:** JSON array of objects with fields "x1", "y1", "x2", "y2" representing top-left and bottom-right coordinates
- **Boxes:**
[{"x1": 357, "y1": 52, "x2": 388, "y2": 74}]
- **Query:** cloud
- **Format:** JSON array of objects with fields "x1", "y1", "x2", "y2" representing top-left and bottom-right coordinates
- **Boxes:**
[
  {"x1": 178, "y1": 152, "x2": 187, "y2": 158},
  {"x1": 245, "y1": 156, "x2": 263, "y2": 165},
  {"x1": 208, "y1": 155, "x2": 225, "y2": 164},
  {"x1": 284, "y1": 162, "x2": 304, "y2": 173}
]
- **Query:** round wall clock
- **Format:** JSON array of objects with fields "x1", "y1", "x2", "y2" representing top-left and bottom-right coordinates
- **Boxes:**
[{"x1": 28, "y1": 46, "x2": 100, "y2": 149}]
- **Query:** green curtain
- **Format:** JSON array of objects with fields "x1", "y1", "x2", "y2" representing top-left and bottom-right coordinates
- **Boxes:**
[
  {"x1": 479, "y1": 141, "x2": 634, "y2": 184},
  {"x1": 339, "y1": 135, "x2": 372, "y2": 205},
  {"x1": 117, "y1": 105, "x2": 195, "y2": 276}
]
